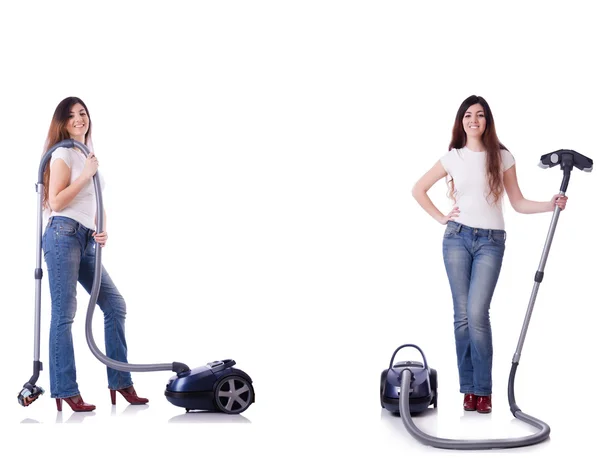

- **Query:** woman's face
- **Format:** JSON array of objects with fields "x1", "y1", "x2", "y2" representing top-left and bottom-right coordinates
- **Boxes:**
[
  {"x1": 462, "y1": 103, "x2": 486, "y2": 139},
  {"x1": 65, "y1": 103, "x2": 89, "y2": 140}
]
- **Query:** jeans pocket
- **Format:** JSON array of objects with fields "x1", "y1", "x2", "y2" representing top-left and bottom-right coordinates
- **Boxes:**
[
  {"x1": 57, "y1": 225, "x2": 77, "y2": 236},
  {"x1": 489, "y1": 232, "x2": 506, "y2": 245},
  {"x1": 443, "y1": 224, "x2": 458, "y2": 238}
]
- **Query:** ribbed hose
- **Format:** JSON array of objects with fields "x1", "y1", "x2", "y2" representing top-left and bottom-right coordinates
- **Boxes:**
[
  {"x1": 70, "y1": 139, "x2": 189, "y2": 375},
  {"x1": 398, "y1": 369, "x2": 550, "y2": 450}
]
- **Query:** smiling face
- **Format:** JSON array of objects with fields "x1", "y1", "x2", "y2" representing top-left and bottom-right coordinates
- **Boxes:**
[
  {"x1": 65, "y1": 103, "x2": 89, "y2": 142},
  {"x1": 462, "y1": 103, "x2": 486, "y2": 140}
]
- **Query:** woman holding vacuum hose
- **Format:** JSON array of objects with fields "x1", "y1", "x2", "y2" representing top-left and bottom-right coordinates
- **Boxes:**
[
  {"x1": 41, "y1": 96, "x2": 148, "y2": 412},
  {"x1": 412, "y1": 95, "x2": 567, "y2": 414}
]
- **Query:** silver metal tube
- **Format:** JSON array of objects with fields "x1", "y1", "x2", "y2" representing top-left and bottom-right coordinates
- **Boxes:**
[
  {"x1": 513, "y1": 200, "x2": 562, "y2": 363},
  {"x1": 537, "y1": 200, "x2": 562, "y2": 272},
  {"x1": 28, "y1": 141, "x2": 71, "y2": 384},
  {"x1": 33, "y1": 183, "x2": 44, "y2": 362},
  {"x1": 512, "y1": 282, "x2": 540, "y2": 363}
]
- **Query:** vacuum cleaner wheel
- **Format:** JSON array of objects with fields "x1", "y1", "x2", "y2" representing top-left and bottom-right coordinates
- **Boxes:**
[
  {"x1": 430, "y1": 368, "x2": 438, "y2": 408},
  {"x1": 214, "y1": 375, "x2": 254, "y2": 414}
]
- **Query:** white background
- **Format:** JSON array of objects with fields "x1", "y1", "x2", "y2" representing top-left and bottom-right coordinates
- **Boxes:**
[{"x1": 1, "y1": 1, "x2": 598, "y2": 464}]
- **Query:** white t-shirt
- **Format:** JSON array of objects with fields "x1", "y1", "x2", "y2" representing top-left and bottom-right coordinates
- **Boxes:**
[
  {"x1": 440, "y1": 147, "x2": 515, "y2": 230},
  {"x1": 47, "y1": 147, "x2": 105, "y2": 230}
]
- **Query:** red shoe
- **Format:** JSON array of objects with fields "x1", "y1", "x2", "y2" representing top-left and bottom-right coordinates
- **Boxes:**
[
  {"x1": 476, "y1": 395, "x2": 492, "y2": 413},
  {"x1": 110, "y1": 385, "x2": 149, "y2": 405},
  {"x1": 56, "y1": 395, "x2": 96, "y2": 412},
  {"x1": 463, "y1": 393, "x2": 477, "y2": 411}
]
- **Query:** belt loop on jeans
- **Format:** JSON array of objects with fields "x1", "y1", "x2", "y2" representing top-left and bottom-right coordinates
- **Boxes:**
[
  {"x1": 456, "y1": 223, "x2": 462, "y2": 233},
  {"x1": 488, "y1": 230, "x2": 492, "y2": 240}
]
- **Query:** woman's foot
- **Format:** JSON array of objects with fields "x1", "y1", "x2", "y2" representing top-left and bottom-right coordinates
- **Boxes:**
[
  {"x1": 476, "y1": 395, "x2": 492, "y2": 413},
  {"x1": 110, "y1": 385, "x2": 149, "y2": 405},
  {"x1": 463, "y1": 393, "x2": 477, "y2": 411},
  {"x1": 56, "y1": 395, "x2": 96, "y2": 412}
]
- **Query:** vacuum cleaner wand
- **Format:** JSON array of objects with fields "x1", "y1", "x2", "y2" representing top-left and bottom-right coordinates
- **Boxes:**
[
  {"x1": 18, "y1": 140, "x2": 76, "y2": 407},
  {"x1": 509, "y1": 149, "x2": 593, "y2": 413}
]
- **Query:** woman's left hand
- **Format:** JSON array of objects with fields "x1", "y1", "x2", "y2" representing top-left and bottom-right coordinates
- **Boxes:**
[
  {"x1": 551, "y1": 194, "x2": 568, "y2": 211},
  {"x1": 93, "y1": 231, "x2": 108, "y2": 247}
]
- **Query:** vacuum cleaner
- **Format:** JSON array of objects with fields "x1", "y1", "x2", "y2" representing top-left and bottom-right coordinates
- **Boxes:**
[
  {"x1": 18, "y1": 139, "x2": 255, "y2": 414},
  {"x1": 381, "y1": 149, "x2": 593, "y2": 449}
]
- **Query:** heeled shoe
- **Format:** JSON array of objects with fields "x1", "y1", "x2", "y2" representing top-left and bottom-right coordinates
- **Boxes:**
[
  {"x1": 476, "y1": 395, "x2": 492, "y2": 413},
  {"x1": 110, "y1": 385, "x2": 149, "y2": 405},
  {"x1": 463, "y1": 393, "x2": 477, "y2": 411},
  {"x1": 56, "y1": 395, "x2": 96, "y2": 412}
]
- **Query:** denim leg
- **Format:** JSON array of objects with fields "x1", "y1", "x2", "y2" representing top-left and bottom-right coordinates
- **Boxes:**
[
  {"x1": 443, "y1": 234, "x2": 474, "y2": 394},
  {"x1": 468, "y1": 239, "x2": 504, "y2": 396},
  {"x1": 43, "y1": 221, "x2": 82, "y2": 399},
  {"x1": 78, "y1": 240, "x2": 133, "y2": 390}
]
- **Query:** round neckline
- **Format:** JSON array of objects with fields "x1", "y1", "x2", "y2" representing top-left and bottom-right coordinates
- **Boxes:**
[{"x1": 461, "y1": 146, "x2": 485, "y2": 154}]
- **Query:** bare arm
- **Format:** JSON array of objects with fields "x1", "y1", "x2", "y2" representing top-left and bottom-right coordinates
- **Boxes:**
[
  {"x1": 412, "y1": 160, "x2": 459, "y2": 224},
  {"x1": 504, "y1": 165, "x2": 566, "y2": 213},
  {"x1": 48, "y1": 159, "x2": 94, "y2": 212}
]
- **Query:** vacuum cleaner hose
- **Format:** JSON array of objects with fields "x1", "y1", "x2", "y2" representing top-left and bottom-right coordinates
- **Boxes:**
[
  {"x1": 43, "y1": 140, "x2": 190, "y2": 375},
  {"x1": 398, "y1": 369, "x2": 550, "y2": 450}
]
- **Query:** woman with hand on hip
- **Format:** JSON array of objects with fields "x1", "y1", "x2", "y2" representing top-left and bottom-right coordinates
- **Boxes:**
[
  {"x1": 42, "y1": 96, "x2": 148, "y2": 412},
  {"x1": 412, "y1": 95, "x2": 567, "y2": 413}
]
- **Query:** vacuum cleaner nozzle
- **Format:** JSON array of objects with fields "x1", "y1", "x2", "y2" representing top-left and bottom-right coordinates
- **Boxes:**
[
  {"x1": 539, "y1": 149, "x2": 593, "y2": 172},
  {"x1": 17, "y1": 384, "x2": 45, "y2": 407}
]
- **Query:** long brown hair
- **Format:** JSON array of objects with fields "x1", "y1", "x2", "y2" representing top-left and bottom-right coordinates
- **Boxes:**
[
  {"x1": 42, "y1": 97, "x2": 93, "y2": 209},
  {"x1": 447, "y1": 95, "x2": 507, "y2": 205}
]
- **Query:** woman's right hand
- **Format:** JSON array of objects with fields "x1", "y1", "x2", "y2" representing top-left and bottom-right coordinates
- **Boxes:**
[
  {"x1": 82, "y1": 152, "x2": 99, "y2": 179},
  {"x1": 439, "y1": 206, "x2": 460, "y2": 225}
]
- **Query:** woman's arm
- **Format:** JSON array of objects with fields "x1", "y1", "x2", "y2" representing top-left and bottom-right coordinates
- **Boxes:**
[
  {"x1": 48, "y1": 159, "x2": 93, "y2": 212},
  {"x1": 48, "y1": 153, "x2": 98, "y2": 212},
  {"x1": 504, "y1": 165, "x2": 567, "y2": 213},
  {"x1": 412, "y1": 160, "x2": 460, "y2": 224}
]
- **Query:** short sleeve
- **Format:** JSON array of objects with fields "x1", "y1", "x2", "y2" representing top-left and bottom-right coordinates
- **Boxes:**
[
  {"x1": 501, "y1": 150, "x2": 515, "y2": 172},
  {"x1": 50, "y1": 147, "x2": 72, "y2": 169},
  {"x1": 440, "y1": 149, "x2": 455, "y2": 176}
]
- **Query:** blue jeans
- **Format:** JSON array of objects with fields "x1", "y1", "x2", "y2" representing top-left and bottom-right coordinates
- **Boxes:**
[
  {"x1": 442, "y1": 221, "x2": 506, "y2": 396},
  {"x1": 42, "y1": 216, "x2": 133, "y2": 398}
]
